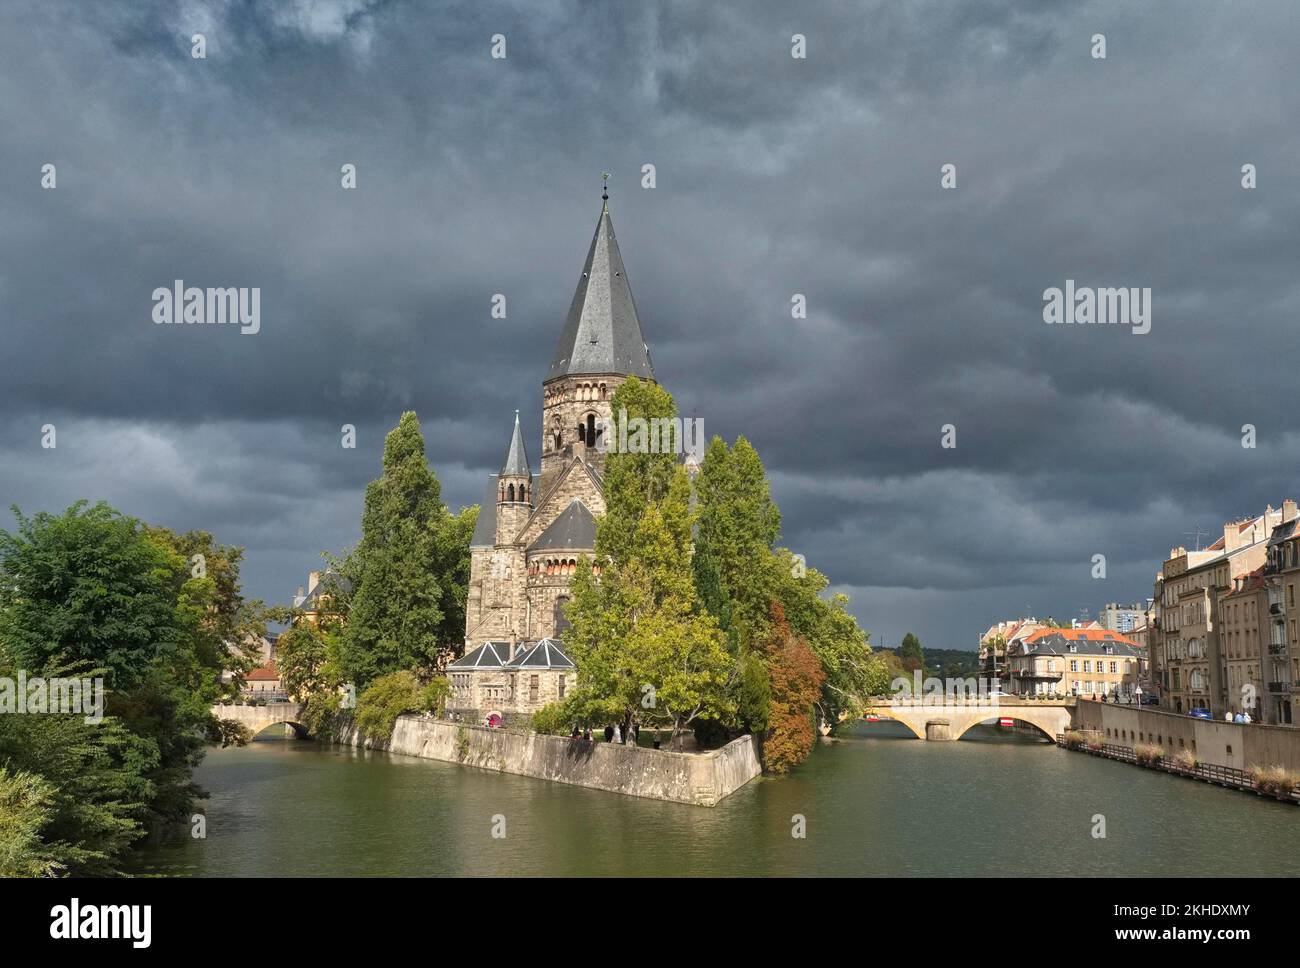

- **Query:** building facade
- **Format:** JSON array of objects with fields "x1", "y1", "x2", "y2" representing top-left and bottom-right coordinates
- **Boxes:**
[
  {"x1": 1151, "y1": 502, "x2": 1298, "y2": 720},
  {"x1": 1007, "y1": 628, "x2": 1142, "y2": 699},
  {"x1": 1100, "y1": 602, "x2": 1149, "y2": 634},
  {"x1": 447, "y1": 639, "x2": 575, "y2": 724}
]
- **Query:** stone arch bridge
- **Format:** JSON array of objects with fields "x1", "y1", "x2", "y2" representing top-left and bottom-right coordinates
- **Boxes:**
[
  {"x1": 212, "y1": 702, "x2": 308, "y2": 738},
  {"x1": 857, "y1": 697, "x2": 1077, "y2": 741}
]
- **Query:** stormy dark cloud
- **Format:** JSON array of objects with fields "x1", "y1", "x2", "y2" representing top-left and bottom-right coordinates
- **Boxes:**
[{"x1": 2, "y1": 0, "x2": 1298, "y2": 649}]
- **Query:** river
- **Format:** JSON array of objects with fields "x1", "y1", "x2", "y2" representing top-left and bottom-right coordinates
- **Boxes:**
[{"x1": 130, "y1": 721, "x2": 1300, "y2": 877}]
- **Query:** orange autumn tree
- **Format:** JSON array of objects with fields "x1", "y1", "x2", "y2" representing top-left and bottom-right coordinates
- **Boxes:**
[{"x1": 760, "y1": 603, "x2": 826, "y2": 774}]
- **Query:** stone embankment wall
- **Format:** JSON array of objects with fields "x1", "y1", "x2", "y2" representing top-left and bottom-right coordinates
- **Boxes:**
[
  {"x1": 338, "y1": 715, "x2": 761, "y2": 807},
  {"x1": 1075, "y1": 702, "x2": 1300, "y2": 771}
]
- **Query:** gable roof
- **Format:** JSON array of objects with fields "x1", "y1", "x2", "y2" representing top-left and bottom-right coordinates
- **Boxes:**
[
  {"x1": 528, "y1": 500, "x2": 596, "y2": 552},
  {"x1": 506, "y1": 638, "x2": 574, "y2": 670},
  {"x1": 547, "y1": 203, "x2": 653, "y2": 381},
  {"x1": 449, "y1": 641, "x2": 513, "y2": 669}
]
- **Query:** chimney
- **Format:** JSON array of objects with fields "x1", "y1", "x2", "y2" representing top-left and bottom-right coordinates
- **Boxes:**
[
  {"x1": 1285, "y1": 500, "x2": 1299, "y2": 523},
  {"x1": 308, "y1": 570, "x2": 321, "y2": 592}
]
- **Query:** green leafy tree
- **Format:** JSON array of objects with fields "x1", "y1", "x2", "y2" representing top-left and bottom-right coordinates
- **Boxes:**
[
  {"x1": 0, "y1": 503, "x2": 260, "y2": 834},
  {"x1": 566, "y1": 422, "x2": 732, "y2": 740},
  {"x1": 692, "y1": 438, "x2": 881, "y2": 734},
  {"x1": 340, "y1": 412, "x2": 477, "y2": 686}
]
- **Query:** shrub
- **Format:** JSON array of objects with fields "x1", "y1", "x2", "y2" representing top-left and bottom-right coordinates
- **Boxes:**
[
  {"x1": 529, "y1": 702, "x2": 571, "y2": 736},
  {"x1": 354, "y1": 670, "x2": 422, "y2": 743},
  {"x1": 1248, "y1": 764, "x2": 1299, "y2": 799},
  {"x1": 1063, "y1": 730, "x2": 1086, "y2": 749},
  {"x1": 299, "y1": 690, "x2": 346, "y2": 740},
  {"x1": 1173, "y1": 748, "x2": 1198, "y2": 771},
  {"x1": 1134, "y1": 743, "x2": 1164, "y2": 767},
  {"x1": 417, "y1": 677, "x2": 450, "y2": 716}
]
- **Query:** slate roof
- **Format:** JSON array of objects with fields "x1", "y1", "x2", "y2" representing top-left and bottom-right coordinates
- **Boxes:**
[
  {"x1": 547, "y1": 203, "x2": 654, "y2": 381},
  {"x1": 470, "y1": 475, "x2": 498, "y2": 548},
  {"x1": 506, "y1": 638, "x2": 574, "y2": 670},
  {"x1": 449, "y1": 641, "x2": 513, "y2": 669},
  {"x1": 1018, "y1": 628, "x2": 1142, "y2": 657},
  {"x1": 501, "y1": 411, "x2": 531, "y2": 478},
  {"x1": 528, "y1": 500, "x2": 596, "y2": 552}
]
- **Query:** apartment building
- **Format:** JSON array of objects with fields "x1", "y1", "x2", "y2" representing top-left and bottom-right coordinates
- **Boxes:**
[
  {"x1": 1100, "y1": 602, "x2": 1149, "y2": 634},
  {"x1": 1007, "y1": 628, "x2": 1142, "y2": 699},
  {"x1": 1152, "y1": 502, "x2": 1297, "y2": 719},
  {"x1": 979, "y1": 618, "x2": 1045, "y2": 683},
  {"x1": 1266, "y1": 517, "x2": 1300, "y2": 724},
  {"x1": 1218, "y1": 567, "x2": 1269, "y2": 721}
]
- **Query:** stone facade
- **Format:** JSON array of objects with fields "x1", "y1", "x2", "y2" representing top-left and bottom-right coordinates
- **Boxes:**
[
  {"x1": 447, "y1": 639, "x2": 575, "y2": 723},
  {"x1": 1150, "y1": 502, "x2": 1298, "y2": 720},
  {"x1": 464, "y1": 198, "x2": 653, "y2": 650}
]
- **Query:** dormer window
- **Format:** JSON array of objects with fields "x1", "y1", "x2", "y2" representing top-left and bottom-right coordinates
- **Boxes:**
[{"x1": 1068, "y1": 644, "x2": 1078, "y2": 653}]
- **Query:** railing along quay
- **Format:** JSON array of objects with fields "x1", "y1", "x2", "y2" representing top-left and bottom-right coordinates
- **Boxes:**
[{"x1": 1055, "y1": 734, "x2": 1300, "y2": 804}]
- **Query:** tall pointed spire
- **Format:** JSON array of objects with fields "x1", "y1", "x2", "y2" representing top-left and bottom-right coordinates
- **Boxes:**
[
  {"x1": 547, "y1": 186, "x2": 654, "y2": 381},
  {"x1": 501, "y1": 409, "x2": 530, "y2": 477}
]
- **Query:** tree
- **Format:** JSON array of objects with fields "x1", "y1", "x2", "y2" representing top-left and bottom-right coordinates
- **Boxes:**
[
  {"x1": 565, "y1": 394, "x2": 733, "y2": 740},
  {"x1": 693, "y1": 435, "x2": 781, "y2": 646},
  {"x1": 898, "y1": 632, "x2": 925, "y2": 674},
  {"x1": 275, "y1": 617, "x2": 339, "y2": 699},
  {"x1": 0, "y1": 502, "x2": 261, "y2": 831},
  {"x1": 691, "y1": 437, "x2": 880, "y2": 737},
  {"x1": 760, "y1": 604, "x2": 826, "y2": 774},
  {"x1": 340, "y1": 412, "x2": 476, "y2": 686}
]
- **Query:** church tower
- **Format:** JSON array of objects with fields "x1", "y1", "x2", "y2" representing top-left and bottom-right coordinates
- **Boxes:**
[
  {"x1": 539, "y1": 184, "x2": 654, "y2": 497},
  {"x1": 495, "y1": 410, "x2": 532, "y2": 545}
]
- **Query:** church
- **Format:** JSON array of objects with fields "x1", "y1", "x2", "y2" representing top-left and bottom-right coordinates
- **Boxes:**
[{"x1": 449, "y1": 189, "x2": 656, "y2": 721}]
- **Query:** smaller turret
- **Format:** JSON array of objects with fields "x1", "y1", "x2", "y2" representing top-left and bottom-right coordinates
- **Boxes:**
[{"x1": 496, "y1": 411, "x2": 533, "y2": 545}]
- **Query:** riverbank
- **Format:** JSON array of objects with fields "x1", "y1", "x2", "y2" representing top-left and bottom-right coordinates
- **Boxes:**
[{"x1": 336, "y1": 714, "x2": 762, "y2": 806}]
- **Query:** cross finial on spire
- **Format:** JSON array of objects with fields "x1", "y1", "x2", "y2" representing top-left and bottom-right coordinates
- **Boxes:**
[{"x1": 601, "y1": 171, "x2": 610, "y2": 212}]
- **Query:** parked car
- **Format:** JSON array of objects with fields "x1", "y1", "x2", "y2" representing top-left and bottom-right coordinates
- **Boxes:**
[
  {"x1": 1140, "y1": 693, "x2": 1160, "y2": 705},
  {"x1": 1189, "y1": 707, "x2": 1212, "y2": 720}
]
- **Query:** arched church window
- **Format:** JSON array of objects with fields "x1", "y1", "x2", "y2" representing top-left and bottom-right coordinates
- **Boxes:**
[
  {"x1": 507, "y1": 483, "x2": 515, "y2": 502},
  {"x1": 554, "y1": 595, "x2": 571, "y2": 635}
]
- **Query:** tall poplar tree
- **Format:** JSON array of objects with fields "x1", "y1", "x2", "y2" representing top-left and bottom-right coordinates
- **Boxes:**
[
  {"x1": 563, "y1": 380, "x2": 732, "y2": 737},
  {"x1": 339, "y1": 412, "x2": 476, "y2": 686}
]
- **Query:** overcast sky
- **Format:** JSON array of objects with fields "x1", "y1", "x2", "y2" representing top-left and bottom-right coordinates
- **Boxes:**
[{"x1": 2, "y1": 1, "x2": 1298, "y2": 650}]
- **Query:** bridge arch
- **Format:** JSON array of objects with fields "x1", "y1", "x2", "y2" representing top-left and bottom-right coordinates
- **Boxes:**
[
  {"x1": 247, "y1": 719, "x2": 309, "y2": 738},
  {"x1": 858, "y1": 711, "x2": 925, "y2": 739},
  {"x1": 211, "y1": 702, "x2": 310, "y2": 740},
  {"x1": 952, "y1": 714, "x2": 1056, "y2": 742}
]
